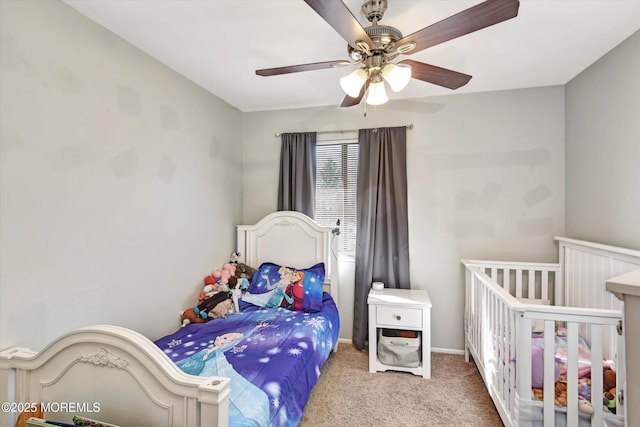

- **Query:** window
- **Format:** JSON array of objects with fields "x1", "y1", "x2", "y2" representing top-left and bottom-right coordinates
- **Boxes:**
[{"x1": 315, "y1": 140, "x2": 359, "y2": 254}]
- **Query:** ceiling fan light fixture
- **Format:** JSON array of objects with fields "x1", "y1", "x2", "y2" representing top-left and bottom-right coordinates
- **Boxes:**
[
  {"x1": 340, "y1": 68, "x2": 368, "y2": 98},
  {"x1": 381, "y1": 63, "x2": 412, "y2": 92},
  {"x1": 366, "y1": 76, "x2": 388, "y2": 105}
]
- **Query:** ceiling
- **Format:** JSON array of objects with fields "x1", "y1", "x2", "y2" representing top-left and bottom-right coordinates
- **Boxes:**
[{"x1": 62, "y1": 0, "x2": 640, "y2": 113}]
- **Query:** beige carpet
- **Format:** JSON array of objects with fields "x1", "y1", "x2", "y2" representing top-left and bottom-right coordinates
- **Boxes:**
[{"x1": 300, "y1": 343, "x2": 503, "y2": 427}]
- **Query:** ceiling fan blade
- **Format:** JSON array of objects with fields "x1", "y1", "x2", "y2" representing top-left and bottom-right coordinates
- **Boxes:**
[
  {"x1": 340, "y1": 78, "x2": 370, "y2": 107},
  {"x1": 399, "y1": 60, "x2": 472, "y2": 90},
  {"x1": 397, "y1": 0, "x2": 520, "y2": 54},
  {"x1": 256, "y1": 60, "x2": 350, "y2": 77},
  {"x1": 304, "y1": 0, "x2": 375, "y2": 49}
]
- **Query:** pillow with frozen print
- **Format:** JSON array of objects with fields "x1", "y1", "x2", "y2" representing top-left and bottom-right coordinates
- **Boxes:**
[{"x1": 241, "y1": 262, "x2": 325, "y2": 312}]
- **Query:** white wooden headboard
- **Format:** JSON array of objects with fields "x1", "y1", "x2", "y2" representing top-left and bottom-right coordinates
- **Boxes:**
[{"x1": 236, "y1": 211, "x2": 339, "y2": 307}]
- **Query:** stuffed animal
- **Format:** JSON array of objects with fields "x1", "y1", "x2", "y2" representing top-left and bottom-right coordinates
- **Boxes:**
[
  {"x1": 578, "y1": 378, "x2": 591, "y2": 400},
  {"x1": 199, "y1": 275, "x2": 217, "y2": 301},
  {"x1": 224, "y1": 263, "x2": 236, "y2": 275},
  {"x1": 180, "y1": 293, "x2": 234, "y2": 326},
  {"x1": 603, "y1": 369, "x2": 616, "y2": 391},
  {"x1": 181, "y1": 261, "x2": 258, "y2": 327},
  {"x1": 194, "y1": 291, "x2": 233, "y2": 320},
  {"x1": 210, "y1": 267, "x2": 230, "y2": 288},
  {"x1": 213, "y1": 264, "x2": 235, "y2": 286},
  {"x1": 180, "y1": 307, "x2": 206, "y2": 327},
  {"x1": 209, "y1": 298, "x2": 233, "y2": 319},
  {"x1": 228, "y1": 262, "x2": 257, "y2": 289},
  {"x1": 199, "y1": 275, "x2": 231, "y2": 302},
  {"x1": 578, "y1": 396, "x2": 594, "y2": 415},
  {"x1": 532, "y1": 380, "x2": 568, "y2": 406},
  {"x1": 237, "y1": 262, "x2": 257, "y2": 280},
  {"x1": 603, "y1": 368, "x2": 617, "y2": 413},
  {"x1": 604, "y1": 387, "x2": 617, "y2": 413}
]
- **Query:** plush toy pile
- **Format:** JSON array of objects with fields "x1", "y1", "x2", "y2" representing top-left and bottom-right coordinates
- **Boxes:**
[
  {"x1": 180, "y1": 260, "x2": 256, "y2": 327},
  {"x1": 531, "y1": 366, "x2": 618, "y2": 416}
]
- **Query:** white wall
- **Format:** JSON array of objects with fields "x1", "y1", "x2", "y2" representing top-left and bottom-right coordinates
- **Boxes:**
[
  {"x1": 0, "y1": 0, "x2": 244, "y2": 351},
  {"x1": 565, "y1": 30, "x2": 640, "y2": 250},
  {"x1": 243, "y1": 86, "x2": 566, "y2": 351},
  {"x1": 1, "y1": 0, "x2": 632, "y2": 359}
]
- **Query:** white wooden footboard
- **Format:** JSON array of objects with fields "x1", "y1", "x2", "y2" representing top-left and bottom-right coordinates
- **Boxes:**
[{"x1": 0, "y1": 325, "x2": 230, "y2": 427}]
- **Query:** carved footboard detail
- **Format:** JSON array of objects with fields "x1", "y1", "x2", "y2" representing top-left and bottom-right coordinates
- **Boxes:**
[{"x1": 0, "y1": 325, "x2": 230, "y2": 427}]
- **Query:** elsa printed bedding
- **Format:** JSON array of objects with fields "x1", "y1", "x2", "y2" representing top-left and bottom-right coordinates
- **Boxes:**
[{"x1": 155, "y1": 262, "x2": 339, "y2": 427}]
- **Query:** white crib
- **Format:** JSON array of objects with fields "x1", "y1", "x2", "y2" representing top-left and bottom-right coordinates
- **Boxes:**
[{"x1": 463, "y1": 237, "x2": 640, "y2": 427}]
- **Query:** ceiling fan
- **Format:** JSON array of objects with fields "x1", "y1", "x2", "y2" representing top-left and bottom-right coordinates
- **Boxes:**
[{"x1": 256, "y1": 0, "x2": 520, "y2": 107}]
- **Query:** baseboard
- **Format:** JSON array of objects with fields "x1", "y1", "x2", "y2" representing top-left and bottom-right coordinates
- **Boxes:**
[{"x1": 431, "y1": 347, "x2": 465, "y2": 355}]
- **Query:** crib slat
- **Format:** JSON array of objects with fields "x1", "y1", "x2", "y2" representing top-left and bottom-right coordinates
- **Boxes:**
[
  {"x1": 497, "y1": 298, "x2": 504, "y2": 403},
  {"x1": 591, "y1": 325, "x2": 604, "y2": 426},
  {"x1": 515, "y1": 269, "x2": 522, "y2": 298},
  {"x1": 566, "y1": 322, "x2": 579, "y2": 427},
  {"x1": 504, "y1": 269, "x2": 510, "y2": 292},
  {"x1": 543, "y1": 320, "x2": 556, "y2": 427},
  {"x1": 518, "y1": 318, "x2": 532, "y2": 399},
  {"x1": 541, "y1": 271, "x2": 549, "y2": 300},
  {"x1": 492, "y1": 293, "x2": 499, "y2": 392},
  {"x1": 509, "y1": 310, "x2": 516, "y2": 418},
  {"x1": 500, "y1": 301, "x2": 507, "y2": 408},
  {"x1": 528, "y1": 270, "x2": 535, "y2": 298},
  {"x1": 488, "y1": 291, "x2": 495, "y2": 381}
]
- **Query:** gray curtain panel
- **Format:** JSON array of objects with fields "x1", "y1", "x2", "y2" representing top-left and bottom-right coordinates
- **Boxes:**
[
  {"x1": 277, "y1": 132, "x2": 317, "y2": 217},
  {"x1": 352, "y1": 126, "x2": 410, "y2": 350}
]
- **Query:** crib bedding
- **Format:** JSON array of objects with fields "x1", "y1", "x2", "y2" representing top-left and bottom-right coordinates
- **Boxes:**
[
  {"x1": 530, "y1": 330, "x2": 594, "y2": 389},
  {"x1": 527, "y1": 329, "x2": 620, "y2": 424},
  {"x1": 154, "y1": 292, "x2": 340, "y2": 427}
]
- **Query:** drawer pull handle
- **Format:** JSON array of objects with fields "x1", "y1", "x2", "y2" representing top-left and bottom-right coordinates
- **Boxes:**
[{"x1": 395, "y1": 315, "x2": 401, "y2": 321}]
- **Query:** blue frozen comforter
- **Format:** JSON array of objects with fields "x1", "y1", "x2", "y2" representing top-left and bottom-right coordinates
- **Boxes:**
[{"x1": 155, "y1": 292, "x2": 340, "y2": 426}]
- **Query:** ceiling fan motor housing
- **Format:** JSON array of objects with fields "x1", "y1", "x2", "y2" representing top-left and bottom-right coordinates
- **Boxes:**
[
  {"x1": 366, "y1": 25, "x2": 402, "y2": 49},
  {"x1": 348, "y1": 23, "x2": 403, "y2": 61},
  {"x1": 349, "y1": 0, "x2": 404, "y2": 64},
  {"x1": 362, "y1": 0, "x2": 387, "y2": 23}
]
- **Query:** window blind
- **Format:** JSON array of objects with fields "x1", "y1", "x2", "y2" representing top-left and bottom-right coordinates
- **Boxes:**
[{"x1": 315, "y1": 142, "x2": 359, "y2": 254}]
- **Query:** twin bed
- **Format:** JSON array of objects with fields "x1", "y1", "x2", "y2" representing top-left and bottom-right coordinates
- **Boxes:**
[
  {"x1": 464, "y1": 237, "x2": 640, "y2": 427},
  {"x1": 0, "y1": 211, "x2": 340, "y2": 427}
]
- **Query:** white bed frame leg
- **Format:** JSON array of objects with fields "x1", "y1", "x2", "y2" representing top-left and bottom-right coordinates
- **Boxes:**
[
  {"x1": 1, "y1": 366, "x2": 16, "y2": 427},
  {"x1": 200, "y1": 382, "x2": 230, "y2": 427}
]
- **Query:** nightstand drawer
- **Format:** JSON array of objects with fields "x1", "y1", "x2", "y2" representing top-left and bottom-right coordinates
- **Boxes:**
[{"x1": 376, "y1": 306, "x2": 422, "y2": 328}]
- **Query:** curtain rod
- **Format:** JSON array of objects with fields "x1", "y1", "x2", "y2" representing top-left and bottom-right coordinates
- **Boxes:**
[{"x1": 275, "y1": 124, "x2": 413, "y2": 137}]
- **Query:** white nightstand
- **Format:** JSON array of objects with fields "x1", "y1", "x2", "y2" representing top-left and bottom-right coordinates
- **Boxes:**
[{"x1": 367, "y1": 287, "x2": 432, "y2": 378}]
